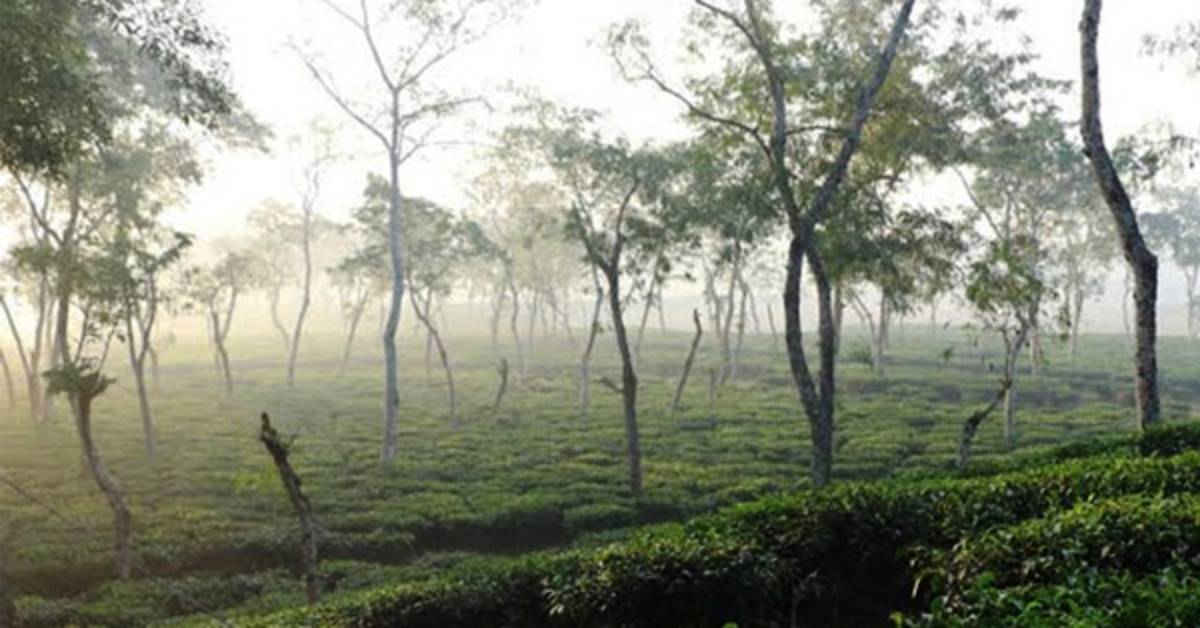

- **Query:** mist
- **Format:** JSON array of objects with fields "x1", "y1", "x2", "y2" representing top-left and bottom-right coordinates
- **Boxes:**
[{"x1": 4, "y1": 1, "x2": 1200, "y2": 626}]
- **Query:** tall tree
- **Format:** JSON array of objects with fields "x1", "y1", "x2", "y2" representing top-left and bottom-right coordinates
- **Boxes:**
[
  {"x1": 1080, "y1": 0, "x2": 1161, "y2": 428},
  {"x1": 614, "y1": 0, "x2": 919, "y2": 486},
  {"x1": 302, "y1": 0, "x2": 522, "y2": 464}
]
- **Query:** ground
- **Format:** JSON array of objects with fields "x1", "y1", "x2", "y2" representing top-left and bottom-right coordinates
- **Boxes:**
[{"x1": 0, "y1": 321, "x2": 1194, "y2": 626}]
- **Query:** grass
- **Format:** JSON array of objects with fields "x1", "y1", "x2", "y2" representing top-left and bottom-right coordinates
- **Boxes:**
[{"x1": 0, "y1": 317, "x2": 1195, "y2": 625}]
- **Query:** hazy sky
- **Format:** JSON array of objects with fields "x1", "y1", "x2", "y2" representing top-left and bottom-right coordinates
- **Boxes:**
[
  {"x1": 183, "y1": 0, "x2": 1200, "y2": 323},
  {"x1": 187, "y1": 0, "x2": 1200, "y2": 232}
]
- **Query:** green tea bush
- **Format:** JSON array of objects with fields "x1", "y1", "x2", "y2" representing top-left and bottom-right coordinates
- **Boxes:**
[{"x1": 235, "y1": 437, "x2": 1200, "y2": 628}]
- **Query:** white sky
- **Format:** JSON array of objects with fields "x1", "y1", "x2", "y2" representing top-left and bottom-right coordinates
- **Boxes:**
[{"x1": 180, "y1": 0, "x2": 1200, "y2": 329}]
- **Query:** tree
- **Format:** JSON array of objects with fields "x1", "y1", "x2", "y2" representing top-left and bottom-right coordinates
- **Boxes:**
[
  {"x1": 186, "y1": 250, "x2": 261, "y2": 395},
  {"x1": 1144, "y1": 186, "x2": 1200, "y2": 341},
  {"x1": 528, "y1": 109, "x2": 679, "y2": 499},
  {"x1": 405, "y1": 196, "x2": 497, "y2": 425},
  {"x1": 614, "y1": 0, "x2": 918, "y2": 486},
  {"x1": 1080, "y1": 0, "x2": 1161, "y2": 428},
  {"x1": 302, "y1": 0, "x2": 524, "y2": 464},
  {"x1": 104, "y1": 226, "x2": 191, "y2": 457},
  {"x1": 329, "y1": 250, "x2": 389, "y2": 374},
  {"x1": 2, "y1": 0, "x2": 238, "y2": 583},
  {"x1": 958, "y1": 236, "x2": 1048, "y2": 467},
  {"x1": 0, "y1": 0, "x2": 236, "y2": 176},
  {"x1": 247, "y1": 128, "x2": 336, "y2": 388},
  {"x1": 1050, "y1": 183, "x2": 1114, "y2": 360},
  {"x1": 829, "y1": 207, "x2": 964, "y2": 376}
]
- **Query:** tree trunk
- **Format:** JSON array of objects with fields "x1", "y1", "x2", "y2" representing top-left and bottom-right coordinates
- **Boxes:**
[
  {"x1": 380, "y1": 152, "x2": 406, "y2": 465},
  {"x1": 148, "y1": 346, "x2": 160, "y2": 388},
  {"x1": 339, "y1": 292, "x2": 369, "y2": 374},
  {"x1": 270, "y1": 288, "x2": 290, "y2": 354},
  {"x1": 702, "y1": 262, "x2": 723, "y2": 354},
  {"x1": 1068, "y1": 286, "x2": 1085, "y2": 361},
  {"x1": 132, "y1": 361, "x2": 153, "y2": 456},
  {"x1": 258, "y1": 413, "x2": 320, "y2": 605},
  {"x1": 492, "y1": 357, "x2": 509, "y2": 415},
  {"x1": 670, "y1": 309, "x2": 704, "y2": 418},
  {"x1": 489, "y1": 282, "x2": 504, "y2": 356},
  {"x1": 0, "y1": 349, "x2": 12, "y2": 410},
  {"x1": 767, "y1": 300, "x2": 780, "y2": 354},
  {"x1": 1080, "y1": 0, "x2": 1160, "y2": 429},
  {"x1": 0, "y1": 295, "x2": 36, "y2": 421},
  {"x1": 603, "y1": 264, "x2": 642, "y2": 499},
  {"x1": 210, "y1": 309, "x2": 233, "y2": 396},
  {"x1": 729, "y1": 272, "x2": 749, "y2": 382},
  {"x1": 410, "y1": 289, "x2": 458, "y2": 426},
  {"x1": 1003, "y1": 327, "x2": 1030, "y2": 450},
  {"x1": 958, "y1": 376, "x2": 1012, "y2": 471},
  {"x1": 578, "y1": 275, "x2": 604, "y2": 420},
  {"x1": 506, "y1": 266, "x2": 525, "y2": 380},
  {"x1": 526, "y1": 289, "x2": 539, "y2": 364},
  {"x1": 832, "y1": 282, "x2": 845, "y2": 358},
  {"x1": 873, "y1": 296, "x2": 888, "y2": 377},
  {"x1": 634, "y1": 276, "x2": 658, "y2": 360},
  {"x1": 287, "y1": 214, "x2": 314, "y2": 388},
  {"x1": 718, "y1": 257, "x2": 739, "y2": 384}
]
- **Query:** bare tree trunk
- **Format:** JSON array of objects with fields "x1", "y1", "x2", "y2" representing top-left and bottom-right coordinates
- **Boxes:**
[
  {"x1": 702, "y1": 261, "x2": 723, "y2": 353},
  {"x1": 287, "y1": 222, "x2": 314, "y2": 388},
  {"x1": 634, "y1": 276, "x2": 658, "y2": 360},
  {"x1": 148, "y1": 346, "x2": 160, "y2": 388},
  {"x1": 209, "y1": 309, "x2": 233, "y2": 396},
  {"x1": 767, "y1": 300, "x2": 780, "y2": 354},
  {"x1": 578, "y1": 274, "x2": 604, "y2": 420},
  {"x1": 603, "y1": 262, "x2": 642, "y2": 499},
  {"x1": 410, "y1": 289, "x2": 458, "y2": 426},
  {"x1": 745, "y1": 279, "x2": 762, "y2": 334},
  {"x1": 1068, "y1": 286, "x2": 1085, "y2": 361},
  {"x1": 0, "y1": 349, "x2": 13, "y2": 410},
  {"x1": 958, "y1": 376, "x2": 1012, "y2": 471},
  {"x1": 492, "y1": 357, "x2": 509, "y2": 415},
  {"x1": 718, "y1": 257, "x2": 739, "y2": 384},
  {"x1": 380, "y1": 153, "x2": 406, "y2": 465},
  {"x1": 258, "y1": 413, "x2": 320, "y2": 605},
  {"x1": 506, "y1": 265, "x2": 525, "y2": 380},
  {"x1": 1, "y1": 295, "x2": 36, "y2": 421},
  {"x1": 1003, "y1": 327, "x2": 1030, "y2": 450},
  {"x1": 125, "y1": 315, "x2": 154, "y2": 456},
  {"x1": 873, "y1": 296, "x2": 888, "y2": 377},
  {"x1": 670, "y1": 309, "x2": 704, "y2": 418},
  {"x1": 832, "y1": 282, "x2": 845, "y2": 358},
  {"x1": 729, "y1": 272, "x2": 749, "y2": 382},
  {"x1": 526, "y1": 289, "x2": 539, "y2": 364},
  {"x1": 489, "y1": 281, "x2": 504, "y2": 356},
  {"x1": 270, "y1": 288, "x2": 290, "y2": 354},
  {"x1": 339, "y1": 292, "x2": 369, "y2": 374},
  {"x1": 1080, "y1": 0, "x2": 1160, "y2": 429}
]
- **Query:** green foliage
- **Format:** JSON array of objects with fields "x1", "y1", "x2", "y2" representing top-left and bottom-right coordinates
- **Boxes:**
[{"x1": 229, "y1": 422, "x2": 1200, "y2": 627}]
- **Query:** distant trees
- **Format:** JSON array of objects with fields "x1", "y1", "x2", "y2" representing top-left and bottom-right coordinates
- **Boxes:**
[
  {"x1": 1145, "y1": 186, "x2": 1200, "y2": 340},
  {"x1": 186, "y1": 250, "x2": 262, "y2": 396},
  {"x1": 247, "y1": 128, "x2": 336, "y2": 388}
]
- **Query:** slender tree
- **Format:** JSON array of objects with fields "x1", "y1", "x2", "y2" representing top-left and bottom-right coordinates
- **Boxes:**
[
  {"x1": 302, "y1": 0, "x2": 523, "y2": 464},
  {"x1": 1080, "y1": 0, "x2": 1161, "y2": 428}
]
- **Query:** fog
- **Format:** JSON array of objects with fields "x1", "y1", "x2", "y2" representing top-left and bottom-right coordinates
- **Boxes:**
[{"x1": 5, "y1": 1, "x2": 1200, "y2": 625}]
